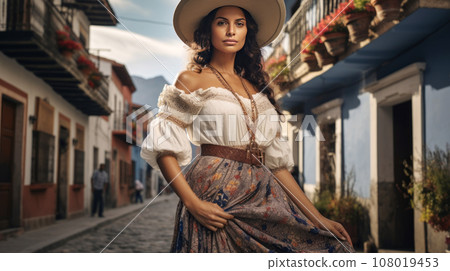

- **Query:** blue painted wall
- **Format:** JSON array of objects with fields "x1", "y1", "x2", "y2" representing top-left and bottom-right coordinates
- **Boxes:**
[
  {"x1": 299, "y1": 21, "x2": 450, "y2": 198},
  {"x1": 342, "y1": 89, "x2": 371, "y2": 198},
  {"x1": 377, "y1": 21, "x2": 450, "y2": 151}
]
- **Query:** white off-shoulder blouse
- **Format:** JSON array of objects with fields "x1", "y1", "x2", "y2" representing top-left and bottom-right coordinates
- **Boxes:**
[{"x1": 140, "y1": 84, "x2": 295, "y2": 172}]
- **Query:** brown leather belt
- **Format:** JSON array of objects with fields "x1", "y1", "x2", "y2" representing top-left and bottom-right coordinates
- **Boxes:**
[{"x1": 201, "y1": 144, "x2": 265, "y2": 167}]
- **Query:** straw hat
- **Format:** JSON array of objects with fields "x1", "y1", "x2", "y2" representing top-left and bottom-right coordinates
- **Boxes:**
[{"x1": 173, "y1": 0, "x2": 286, "y2": 48}]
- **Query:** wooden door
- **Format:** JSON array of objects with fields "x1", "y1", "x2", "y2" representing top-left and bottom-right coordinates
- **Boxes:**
[
  {"x1": 56, "y1": 125, "x2": 69, "y2": 220},
  {"x1": 0, "y1": 98, "x2": 16, "y2": 229}
]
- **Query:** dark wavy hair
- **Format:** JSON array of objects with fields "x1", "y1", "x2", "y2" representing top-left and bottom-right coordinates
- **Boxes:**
[{"x1": 187, "y1": 6, "x2": 284, "y2": 119}]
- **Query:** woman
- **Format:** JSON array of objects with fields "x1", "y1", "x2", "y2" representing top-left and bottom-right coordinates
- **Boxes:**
[{"x1": 141, "y1": 0, "x2": 355, "y2": 253}]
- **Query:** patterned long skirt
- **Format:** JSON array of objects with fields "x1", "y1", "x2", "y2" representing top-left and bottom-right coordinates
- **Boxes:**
[{"x1": 170, "y1": 155, "x2": 356, "y2": 253}]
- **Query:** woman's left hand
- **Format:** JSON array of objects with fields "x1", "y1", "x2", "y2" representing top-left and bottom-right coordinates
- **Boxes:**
[{"x1": 314, "y1": 216, "x2": 353, "y2": 248}]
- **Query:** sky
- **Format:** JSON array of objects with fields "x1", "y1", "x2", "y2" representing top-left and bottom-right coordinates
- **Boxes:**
[{"x1": 90, "y1": 0, "x2": 274, "y2": 83}]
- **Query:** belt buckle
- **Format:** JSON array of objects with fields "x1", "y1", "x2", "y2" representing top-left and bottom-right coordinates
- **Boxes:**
[{"x1": 252, "y1": 149, "x2": 264, "y2": 167}]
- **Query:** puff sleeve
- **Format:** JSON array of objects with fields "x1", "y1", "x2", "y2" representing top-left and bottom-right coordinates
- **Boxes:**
[
  {"x1": 264, "y1": 125, "x2": 295, "y2": 173},
  {"x1": 140, "y1": 84, "x2": 205, "y2": 171}
]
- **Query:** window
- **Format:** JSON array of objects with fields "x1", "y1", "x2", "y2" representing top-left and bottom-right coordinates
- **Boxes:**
[
  {"x1": 31, "y1": 130, "x2": 55, "y2": 183},
  {"x1": 119, "y1": 160, "x2": 132, "y2": 187},
  {"x1": 312, "y1": 98, "x2": 343, "y2": 198},
  {"x1": 31, "y1": 98, "x2": 55, "y2": 184},
  {"x1": 0, "y1": 0, "x2": 7, "y2": 31},
  {"x1": 93, "y1": 147, "x2": 98, "y2": 171},
  {"x1": 74, "y1": 150, "x2": 84, "y2": 184},
  {"x1": 319, "y1": 122, "x2": 336, "y2": 193},
  {"x1": 73, "y1": 125, "x2": 85, "y2": 185}
]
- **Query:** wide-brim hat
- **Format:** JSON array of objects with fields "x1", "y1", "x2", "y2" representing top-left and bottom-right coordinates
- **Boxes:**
[{"x1": 173, "y1": 0, "x2": 286, "y2": 48}]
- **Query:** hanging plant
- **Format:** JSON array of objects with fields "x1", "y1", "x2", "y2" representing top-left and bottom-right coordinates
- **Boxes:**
[
  {"x1": 55, "y1": 26, "x2": 81, "y2": 58},
  {"x1": 265, "y1": 55, "x2": 290, "y2": 84},
  {"x1": 340, "y1": 1, "x2": 375, "y2": 43},
  {"x1": 301, "y1": 30, "x2": 319, "y2": 55},
  {"x1": 57, "y1": 40, "x2": 82, "y2": 52},
  {"x1": 87, "y1": 71, "x2": 104, "y2": 89},
  {"x1": 370, "y1": 0, "x2": 402, "y2": 23},
  {"x1": 318, "y1": 11, "x2": 349, "y2": 57},
  {"x1": 312, "y1": 27, "x2": 336, "y2": 68},
  {"x1": 76, "y1": 55, "x2": 96, "y2": 76},
  {"x1": 300, "y1": 30, "x2": 323, "y2": 71},
  {"x1": 318, "y1": 11, "x2": 348, "y2": 35}
]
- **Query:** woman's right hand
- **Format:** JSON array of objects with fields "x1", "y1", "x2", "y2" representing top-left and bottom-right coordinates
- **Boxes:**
[{"x1": 185, "y1": 199, "x2": 234, "y2": 232}]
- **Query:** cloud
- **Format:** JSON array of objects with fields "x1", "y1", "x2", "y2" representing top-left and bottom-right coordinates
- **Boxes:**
[{"x1": 90, "y1": 26, "x2": 190, "y2": 80}]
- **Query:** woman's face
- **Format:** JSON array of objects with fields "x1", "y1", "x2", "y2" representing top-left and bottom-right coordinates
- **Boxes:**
[{"x1": 211, "y1": 6, "x2": 247, "y2": 54}]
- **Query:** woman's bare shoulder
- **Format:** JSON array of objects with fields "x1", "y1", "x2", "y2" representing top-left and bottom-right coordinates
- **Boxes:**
[{"x1": 174, "y1": 69, "x2": 211, "y2": 94}]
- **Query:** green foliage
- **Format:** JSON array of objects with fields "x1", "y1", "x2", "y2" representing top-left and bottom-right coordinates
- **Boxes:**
[
  {"x1": 402, "y1": 145, "x2": 450, "y2": 232},
  {"x1": 354, "y1": 0, "x2": 371, "y2": 11},
  {"x1": 313, "y1": 168, "x2": 365, "y2": 225},
  {"x1": 265, "y1": 55, "x2": 290, "y2": 83}
]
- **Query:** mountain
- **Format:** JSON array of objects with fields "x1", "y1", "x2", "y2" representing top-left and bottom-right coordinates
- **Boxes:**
[{"x1": 131, "y1": 75, "x2": 169, "y2": 109}]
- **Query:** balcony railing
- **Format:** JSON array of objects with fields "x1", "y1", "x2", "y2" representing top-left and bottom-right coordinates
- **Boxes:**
[
  {"x1": 286, "y1": 0, "x2": 346, "y2": 73},
  {"x1": 112, "y1": 111, "x2": 134, "y2": 144},
  {"x1": 0, "y1": 0, "x2": 111, "y2": 115},
  {"x1": 113, "y1": 112, "x2": 128, "y2": 131}
]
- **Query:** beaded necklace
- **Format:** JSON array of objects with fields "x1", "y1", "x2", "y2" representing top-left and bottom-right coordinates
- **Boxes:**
[{"x1": 206, "y1": 64, "x2": 263, "y2": 162}]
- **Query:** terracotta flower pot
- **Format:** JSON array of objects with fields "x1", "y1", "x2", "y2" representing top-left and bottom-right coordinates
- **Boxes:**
[
  {"x1": 320, "y1": 32, "x2": 348, "y2": 57},
  {"x1": 300, "y1": 53, "x2": 321, "y2": 72},
  {"x1": 313, "y1": 42, "x2": 336, "y2": 68},
  {"x1": 60, "y1": 50, "x2": 74, "y2": 59},
  {"x1": 344, "y1": 12, "x2": 372, "y2": 43},
  {"x1": 370, "y1": 0, "x2": 401, "y2": 23}
]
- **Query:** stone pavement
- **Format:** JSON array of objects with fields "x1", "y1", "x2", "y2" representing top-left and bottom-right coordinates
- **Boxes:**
[{"x1": 0, "y1": 193, "x2": 179, "y2": 253}]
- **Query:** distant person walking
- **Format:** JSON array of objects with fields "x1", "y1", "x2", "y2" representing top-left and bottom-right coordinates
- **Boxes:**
[
  {"x1": 135, "y1": 179, "x2": 144, "y2": 204},
  {"x1": 91, "y1": 164, "x2": 108, "y2": 217}
]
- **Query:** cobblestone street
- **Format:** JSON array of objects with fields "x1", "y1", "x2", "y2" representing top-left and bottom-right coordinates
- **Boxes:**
[{"x1": 48, "y1": 193, "x2": 179, "y2": 253}]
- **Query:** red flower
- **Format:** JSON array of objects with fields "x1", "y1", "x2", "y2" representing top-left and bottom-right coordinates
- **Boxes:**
[
  {"x1": 56, "y1": 30, "x2": 70, "y2": 41},
  {"x1": 301, "y1": 30, "x2": 319, "y2": 54},
  {"x1": 57, "y1": 40, "x2": 82, "y2": 51},
  {"x1": 87, "y1": 71, "x2": 104, "y2": 89},
  {"x1": 56, "y1": 26, "x2": 82, "y2": 53},
  {"x1": 77, "y1": 55, "x2": 96, "y2": 70}
]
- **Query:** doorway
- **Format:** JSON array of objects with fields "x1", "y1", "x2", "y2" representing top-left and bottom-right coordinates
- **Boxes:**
[
  {"x1": 391, "y1": 100, "x2": 414, "y2": 250},
  {"x1": 0, "y1": 98, "x2": 16, "y2": 229},
  {"x1": 367, "y1": 62, "x2": 425, "y2": 251},
  {"x1": 56, "y1": 125, "x2": 69, "y2": 220},
  {"x1": 319, "y1": 122, "x2": 336, "y2": 194}
]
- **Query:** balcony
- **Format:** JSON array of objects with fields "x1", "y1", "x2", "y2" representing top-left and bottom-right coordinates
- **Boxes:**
[
  {"x1": 282, "y1": 0, "x2": 450, "y2": 113},
  {"x1": 61, "y1": 0, "x2": 117, "y2": 26},
  {"x1": 112, "y1": 112, "x2": 135, "y2": 144},
  {"x1": 0, "y1": 0, "x2": 114, "y2": 115},
  {"x1": 286, "y1": 0, "x2": 347, "y2": 75}
]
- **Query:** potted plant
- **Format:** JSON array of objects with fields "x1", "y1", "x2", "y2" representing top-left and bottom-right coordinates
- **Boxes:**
[
  {"x1": 76, "y1": 55, "x2": 96, "y2": 76},
  {"x1": 56, "y1": 27, "x2": 81, "y2": 58},
  {"x1": 267, "y1": 54, "x2": 290, "y2": 84},
  {"x1": 318, "y1": 11, "x2": 349, "y2": 57},
  {"x1": 300, "y1": 30, "x2": 321, "y2": 71},
  {"x1": 87, "y1": 71, "x2": 104, "y2": 89},
  {"x1": 311, "y1": 26, "x2": 336, "y2": 67},
  {"x1": 370, "y1": 0, "x2": 402, "y2": 23},
  {"x1": 403, "y1": 145, "x2": 450, "y2": 252},
  {"x1": 341, "y1": 0, "x2": 375, "y2": 43}
]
